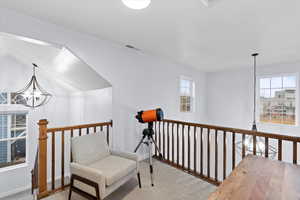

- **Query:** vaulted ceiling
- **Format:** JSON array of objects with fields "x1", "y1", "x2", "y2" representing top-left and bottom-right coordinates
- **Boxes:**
[
  {"x1": 0, "y1": 0, "x2": 300, "y2": 71},
  {"x1": 0, "y1": 32, "x2": 111, "y2": 91}
]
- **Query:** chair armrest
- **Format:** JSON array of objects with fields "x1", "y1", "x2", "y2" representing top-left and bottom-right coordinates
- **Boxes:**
[{"x1": 110, "y1": 150, "x2": 139, "y2": 162}]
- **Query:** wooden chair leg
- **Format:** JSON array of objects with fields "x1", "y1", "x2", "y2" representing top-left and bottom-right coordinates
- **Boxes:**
[
  {"x1": 137, "y1": 172, "x2": 142, "y2": 188},
  {"x1": 95, "y1": 185, "x2": 100, "y2": 200},
  {"x1": 68, "y1": 175, "x2": 74, "y2": 200}
]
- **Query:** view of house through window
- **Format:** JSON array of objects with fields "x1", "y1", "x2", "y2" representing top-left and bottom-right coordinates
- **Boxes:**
[
  {"x1": 259, "y1": 75, "x2": 297, "y2": 125},
  {"x1": 0, "y1": 92, "x2": 27, "y2": 169},
  {"x1": 180, "y1": 77, "x2": 195, "y2": 112}
]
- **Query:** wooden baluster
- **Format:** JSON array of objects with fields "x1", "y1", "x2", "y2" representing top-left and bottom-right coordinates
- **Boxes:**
[
  {"x1": 154, "y1": 121, "x2": 157, "y2": 156},
  {"x1": 278, "y1": 140, "x2": 282, "y2": 161},
  {"x1": 293, "y1": 141, "x2": 297, "y2": 164},
  {"x1": 265, "y1": 137, "x2": 269, "y2": 158},
  {"x1": 187, "y1": 125, "x2": 191, "y2": 172},
  {"x1": 172, "y1": 123, "x2": 175, "y2": 163},
  {"x1": 163, "y1": 121, "x2": 165, "y2": 159},
  {"x1": 223, "y1": 131, "x2": 226, "y2": 180},
  {"x1": 253, "y1": 135, "x2": 257, "y2": 155},
  {"x1": 38, "y1": 119, "x2": 48, "y2": 194},
  {"x1": 107, "y1": 125, "x2": 110, "y2": 145},
  {"x1": 70, "y1": 129, "x2": 74, "y2": 162},
  {"x1": 182, "y1": 124, "x2": 185, "y2": 168},
  {"x1": 207, "y1": 128, "x2": 210, "y2": 178},
  {"x1": 155, "y1": 122, "x2": 157, "y2": 156},
  {"x1": 94, "y1": 126, "x2": 96, "y2": 133},
  {"x1": 51, "y1": 132, "x2": 55, "y2": 190},
  {"x1": 61, "y1": 131, "x2": 65, "y2": 188},
  {"x1": 232, "y1": 132, "x2": 235, "y2": 170},
  {"x1": 159, "y1": 121, "x2": 161, "y2": 158},
  {"x1": 177, "y1": 124, "x2": 179, "y2": 166},
  {"x1": 79, "y1": 128, "x2": 82, "y2": 136},
  {"x1": 242, "y1": 134, "x2": 246, "y2": 158},
  {"x1": 215, "y1": 130, "x2": 218, "y2": 182},
  {"x1": 167, "y1": 122, "x2": 170, "y2": 161},
  {"x1": 194, "y1": 126, "x2": 197, "y2": 174},
  {"x1": 200, "y1": 128, "x2": 203, "y2": 176},
  {"x1": 87, "y1": 128, "x2": 89, "y2": 135}
]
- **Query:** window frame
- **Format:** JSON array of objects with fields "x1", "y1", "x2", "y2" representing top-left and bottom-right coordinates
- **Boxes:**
[
  {"x1": 179, "y1": 76, "x2": 195, "y2": 113},
  {"x1": 0, "y1": 91, "x2": 29, "y2": 171},
  {"x1": 257, "y1": 73, "x2": 299, "y2": 127}
]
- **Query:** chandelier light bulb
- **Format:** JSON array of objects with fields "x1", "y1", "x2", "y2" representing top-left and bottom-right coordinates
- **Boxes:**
[{"x1": 122, "y1": 0, "x2": 151, "y2": 10}]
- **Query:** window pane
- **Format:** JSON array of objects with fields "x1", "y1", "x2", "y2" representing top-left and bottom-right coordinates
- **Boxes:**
[
  {"x1": 0, "y1": 115, "x2": 8, "y2": 140},
  {"x1": 260, "y1": 89, "x2": 271, "y2": 98},
  {"x1": 260, "y1": 78, "x2": 270, "y2": 89},
  {"x1": 260, "y1": 112, "x2": 271, "y2": 123},
  {"x1": 0, "y1": 139, "x2": 26, "y2": 168},
  {"x1": 0, "y1": 93, "x2": 8, "y2": 104},
  {"x1": 283, "y1": 76, "x2": 296, "y2": 88},
  {"x1": 271, "y1": 77, "x2": 282, "y2": 89},
  {"x1": 0, "y1": 113, "x2": 27, "y2": 169},
  {"x1": 271, "y1": 89, "x2": 284, "y2": 98}
]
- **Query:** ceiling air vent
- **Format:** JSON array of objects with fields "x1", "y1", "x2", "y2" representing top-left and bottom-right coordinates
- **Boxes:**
[{"x1": 125, "y1": 45, "x2": 140, "y2": 51}]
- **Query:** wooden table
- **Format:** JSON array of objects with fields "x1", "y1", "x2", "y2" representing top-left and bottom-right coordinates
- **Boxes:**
[{"x1": 208, "y1": 155, "x2": 300, "y2": 200}]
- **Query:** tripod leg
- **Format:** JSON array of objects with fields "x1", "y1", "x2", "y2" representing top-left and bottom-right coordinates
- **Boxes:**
[
  {"x1": 134, "y1": 135, "x2": 146, "y2": 153},
  {"x1": 150, "y1": 136, "x2": 163, "y2": 159},
  {"x1": 137, "y1": 172, "x2": 141, "y2": 188},
  {"x1": 149, "y1": 141, "x2": 154, "y2": 187}
]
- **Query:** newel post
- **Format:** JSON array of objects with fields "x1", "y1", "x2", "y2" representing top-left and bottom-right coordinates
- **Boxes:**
[{"x1": 38, "y1": 119, "x2": 48, "y2": 194}]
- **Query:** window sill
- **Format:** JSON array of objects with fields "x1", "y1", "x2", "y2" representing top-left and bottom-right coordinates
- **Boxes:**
[
  {"x1": 0, "y1": 162, "x2": 28, "y2": 173},
  {"x1": 258, "y1": 122, "x2": 299, "y2": 129}
]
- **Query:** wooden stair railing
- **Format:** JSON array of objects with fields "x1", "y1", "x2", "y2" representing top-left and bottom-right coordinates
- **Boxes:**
[
  {"x1": 31, "y1": 147, "x2": 39, "y2": 194},
  {"x1": 154, "y1": 119, "x2": 300, "y2": 186},
  {"x1": 35, "y1": 119, "x2": 113, "y2": 199}
]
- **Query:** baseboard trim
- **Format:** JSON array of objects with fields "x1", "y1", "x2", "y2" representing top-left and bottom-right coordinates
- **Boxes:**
[
  {"x1": 0, "y1": 173, "x2": 71, "y2": 199},
  {"x1": 0, "y1": 185, "x2": 31, "y2": 199}
]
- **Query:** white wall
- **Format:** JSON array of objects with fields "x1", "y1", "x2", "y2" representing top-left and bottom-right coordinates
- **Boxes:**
[
  {"x1": 0, "y1": 8, "x2": 207, "y2": 196},
  {"x1": 0, "y1": 54, "x2": 71, "y2": 197},
  {"x1": 70, "y1": 88, "x2": 113, "y2": 125}
]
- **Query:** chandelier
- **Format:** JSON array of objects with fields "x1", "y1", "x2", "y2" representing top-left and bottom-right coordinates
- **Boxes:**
[
  {"x1": 236, "y1": 53, "x2": 277, "y2": 159},
  {"x1": 15, "y1": 63, "x2": 52, "y2": 108}
]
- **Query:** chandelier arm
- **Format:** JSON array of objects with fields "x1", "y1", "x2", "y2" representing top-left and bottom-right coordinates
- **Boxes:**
[
  {"x1": 15, "y1": 76, "x2": 35, "y2": 94},
  {"x1": 33, "y1": 76, "x2": 52, "y2": 96}
]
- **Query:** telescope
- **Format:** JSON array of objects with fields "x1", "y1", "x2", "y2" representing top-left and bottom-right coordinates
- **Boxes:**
[
  {"x1": 134, "y1": 108, "x2": 164, "y2": 187},
  {"x1": 135, "y1": 108, "x2": 164, "y2": 123}
]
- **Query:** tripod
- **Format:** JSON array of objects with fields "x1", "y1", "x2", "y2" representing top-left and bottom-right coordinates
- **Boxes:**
[{"x1": 134, "y1": 122, "x2": 163, "y2": 186}]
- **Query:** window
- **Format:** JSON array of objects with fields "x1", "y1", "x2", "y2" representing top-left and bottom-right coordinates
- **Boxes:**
[
  {"x1": 180, "y1": 77, "x2": 195, "y2": 112},
  {"x1": 0, "y1": 93, "x2": 8, "y2": 104},
  {"x1": 259, "y1": 75, "x2": 297, "y2": 125},
  {"x1": 0, "y1": 92, "x2": 27, "y2": 169}
]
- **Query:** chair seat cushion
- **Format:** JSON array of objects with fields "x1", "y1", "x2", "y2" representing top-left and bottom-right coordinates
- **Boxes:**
[{"x1": 89, "y1": 155, "x2": 136, "y2": 186}]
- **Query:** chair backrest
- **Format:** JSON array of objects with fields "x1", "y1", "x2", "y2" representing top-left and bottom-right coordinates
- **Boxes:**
[{"x1": 71, "y1": 132, "x2": 110, "y2": 165}]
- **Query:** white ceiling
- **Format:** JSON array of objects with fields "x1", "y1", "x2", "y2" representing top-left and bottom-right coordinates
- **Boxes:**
[
  {"x1": 0, "y1": 0, "x2": 300, "y2": 71},
  {"x1": 0, "y1": 32, "x2": 111, "y2": 91}
]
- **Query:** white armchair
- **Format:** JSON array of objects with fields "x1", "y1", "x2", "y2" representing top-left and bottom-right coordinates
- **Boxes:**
[{"x1": 69, "y1": 133, "x2": 141, "y2": 200}]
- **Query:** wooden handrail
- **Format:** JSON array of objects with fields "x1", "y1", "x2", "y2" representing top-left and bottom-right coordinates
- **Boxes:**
[
  {"x1": 163, "y1": 119, "x2": 300, "y2": 142},
  {"x1": 36, "y1": 119, "x2": 113, "y2": 199},
  {"x1": 46, "y1": 121, "x2": 112, "y2": 133}
]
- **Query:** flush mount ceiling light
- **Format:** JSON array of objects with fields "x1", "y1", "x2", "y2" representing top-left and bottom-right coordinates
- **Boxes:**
[{"x1": 122, "y1": 0, "x2": 151, "y2": 10}]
